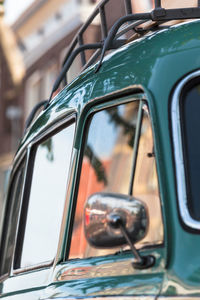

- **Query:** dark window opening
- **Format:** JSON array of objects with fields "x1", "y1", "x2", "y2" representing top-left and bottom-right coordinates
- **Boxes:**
[{"x1": 180, "y1": 78, "x2": 200, "y2": 221}]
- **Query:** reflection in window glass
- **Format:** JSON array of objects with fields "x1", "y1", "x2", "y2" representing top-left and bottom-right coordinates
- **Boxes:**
[
  {"x1": 0, "y1": 161, "x2": 25, "y2": 276},
  {"x1": 0, "y1": 167, "x2": 11, "y2": 234},
  {"x1": 69, "y1": 102, "x2": 163, "y2": 260},
  {"x1": 69, "y1": 102, "x2": 139, "y2": 259},
  {"x1": 20, "y1": 123, "x2": 75, "y2": 268},
  {"x1": 133, "y1": 106, "x2": 163, "y2": 247}
]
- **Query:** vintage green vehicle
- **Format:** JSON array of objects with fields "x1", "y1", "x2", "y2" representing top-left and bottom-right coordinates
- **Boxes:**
[{"x1": 1, "y1": 0, "x2": 200, "y2": 299}]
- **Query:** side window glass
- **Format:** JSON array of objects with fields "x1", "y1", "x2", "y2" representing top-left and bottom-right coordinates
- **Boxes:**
[
  {"x1": 0, "y1": 160, "x2": 25, "y2": 277},
  {"x1": 69, "y1": 101, "x2": 163, "y2": 260},
  {"x1": 15, "y1": 122, "x2": 75, "y2": 269}
]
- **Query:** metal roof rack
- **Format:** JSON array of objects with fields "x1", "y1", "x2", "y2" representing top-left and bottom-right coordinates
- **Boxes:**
[{"x1": 46, "y1": 0, "x2": 200, "y2": 106}]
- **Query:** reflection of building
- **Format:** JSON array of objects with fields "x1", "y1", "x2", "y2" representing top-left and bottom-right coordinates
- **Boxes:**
[
  {"x1": 11, "y1": 0, "x2": 129, "y2": 125},
  {"x1": 70, "y1": 159, "x2": 111, "y2": 258},
  {"x1": 0, "y1": 2, "x2": 25, "y2": 221},
  {"x1": 132, "y1": 0, "x2": 197, "y2": 12},
  {"x1": 132, "y1": 0, "x2": 153, "y2": 12},
  {"x1": 12, "y1": 0, "x2": 82, "y2": 123},
  {"x1": 162, "y1": 0, "x2": 197, "y2": 8}
]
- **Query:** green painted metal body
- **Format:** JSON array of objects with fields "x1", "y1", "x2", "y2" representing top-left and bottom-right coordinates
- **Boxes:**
[{"x1": 1, "y1": 20, "x2": 200, "y2": 299}]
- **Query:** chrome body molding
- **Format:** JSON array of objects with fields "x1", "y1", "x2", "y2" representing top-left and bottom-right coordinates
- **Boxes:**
[
  {"x1": 44, "y1": 297, "x2": 155, "y2": 300},
  {"x1": 171, "y1": 70, "x2": 200, "y2": 230},
  {"x1": 158, "y1": 298, "x2": 200, "y2": 300}
]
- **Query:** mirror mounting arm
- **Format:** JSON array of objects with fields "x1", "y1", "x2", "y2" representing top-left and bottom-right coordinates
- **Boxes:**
[{"x1": 107, "y1": 214, "x2": 155, "y2": 270}]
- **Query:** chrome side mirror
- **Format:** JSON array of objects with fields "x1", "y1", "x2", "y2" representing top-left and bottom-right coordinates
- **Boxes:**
[
  {"x1": 84, "y1": 193, "x2": 155, "y2": 269},
  {"x1": 84, "y1": 193, "x2": 148, "y2": 248}
]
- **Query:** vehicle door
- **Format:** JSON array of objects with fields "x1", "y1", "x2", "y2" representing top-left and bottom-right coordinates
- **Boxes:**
[
  {"x1": 44, "y1": 93, "x2": 165, "y2": 299},
  {"x1": 0, "y1": 114, "x2": 76, "y2": 300}
]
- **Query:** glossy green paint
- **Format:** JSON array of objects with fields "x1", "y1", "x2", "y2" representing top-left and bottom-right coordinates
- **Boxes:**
[
  {"x1": 46, "y1": 249, "x2": 164, "y2": 299},
  {"x1": 4, "y1": 20, "x2": 200, "y2": 298}
]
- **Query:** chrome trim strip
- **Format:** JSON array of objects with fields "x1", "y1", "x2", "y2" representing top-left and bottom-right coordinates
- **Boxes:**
[
  {"x1": 171, "y1": 69, "x2": 200, "y2": 230},
  {"x1": 53, "y1": 148, "x2": 78, "y2": 268},
  {"x1": 44, "y1": 297, "x2": 154, "y2": 300},
  {"x1": 157, "y1": 295, "x2": 199, "y2": 300}
]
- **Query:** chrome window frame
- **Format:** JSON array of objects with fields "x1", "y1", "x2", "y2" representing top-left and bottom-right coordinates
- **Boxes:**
[
  {"x1": 67, "y1": 95, "x2": 164, "y2": 261},
  {"x1": 171, "y1": 70, "x2": 200, "y2": 230}
]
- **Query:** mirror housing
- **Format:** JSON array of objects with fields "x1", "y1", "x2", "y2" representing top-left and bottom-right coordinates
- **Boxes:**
[{"x1": 84, "y1": 193, "x2": 148, "y2": 248}]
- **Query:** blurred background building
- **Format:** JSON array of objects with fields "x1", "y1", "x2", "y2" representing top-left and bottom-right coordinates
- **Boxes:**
[
  {"x1": 0, "y1": 0, "x2": 25, "y2": 211},
  {"x1": 0, "y1": 0, "x2": 197, "y2": 211}
]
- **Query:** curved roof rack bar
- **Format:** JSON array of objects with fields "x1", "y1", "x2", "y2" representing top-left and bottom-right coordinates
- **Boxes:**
[
  {"x1": 62, "y1": 0, "x2": 110, "y2": 68},
  {"x1": 82, "y1": 48, "x2": 102, "y2": 71},
  {"x1": 24, "y1": 100, "x2": 48, "y2": 133},
  {"x1": 45, "y1": 0, "x2": 200, "y2": 108},
  {"x1": 99, "y1": 5, "x2": 108, "y2": 39},
  {"x1": 95, "y1": 13, "x2": 151, "y2": 72},
  {"x1": 78, "y1": 35, "x2": 86, "y2": 66},
  {"x1": 49, "y1": 43, "x2": 103, "y2": 101},
  {"x1": 115, "y1": 19, "x2": 145, "y2": 38},
  {"x1": 82, "y1": 19, "x2": 146, "y2": 73},
  {"x1": 125, "y1": 0, "x2": 132, "y2": 14}
]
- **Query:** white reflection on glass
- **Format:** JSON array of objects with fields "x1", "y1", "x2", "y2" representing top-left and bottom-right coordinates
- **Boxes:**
[{"x1": 21, "y1": 123, "x2": 75, "y2": 268}]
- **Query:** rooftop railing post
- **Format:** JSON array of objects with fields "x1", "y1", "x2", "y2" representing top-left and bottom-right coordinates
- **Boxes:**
[
  {"x1": 124, "y1": 0, "x2": 132, "y2": 15},
  {"x1": 78, "y1": 34, "x2": 86, "y2": 66},
  {"x1": 155, "y1": 0, "x2": 162, "y2": 8},
  {"x1": 99, "y1": 6, "x2": 108, "y2": 39}
]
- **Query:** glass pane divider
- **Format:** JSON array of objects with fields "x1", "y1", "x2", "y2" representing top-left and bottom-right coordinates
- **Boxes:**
[{"x1": 128, "y1": 100, "x2": 144, "y2": 196}]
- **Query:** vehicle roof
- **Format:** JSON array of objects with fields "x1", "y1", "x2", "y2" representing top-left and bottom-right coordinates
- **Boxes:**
[{"x1": 17, "y1": 19, "x2": 200, "y2": 158}]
